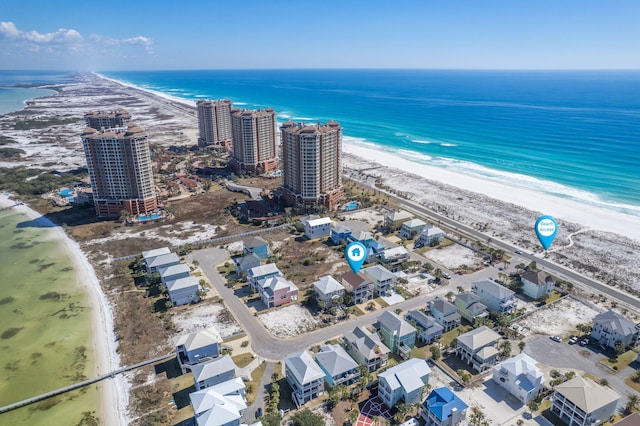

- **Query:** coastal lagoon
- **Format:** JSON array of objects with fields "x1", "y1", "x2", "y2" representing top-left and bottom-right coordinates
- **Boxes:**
[{"x1": 0, "y1": 209, "x2": 99, "y2": 425}]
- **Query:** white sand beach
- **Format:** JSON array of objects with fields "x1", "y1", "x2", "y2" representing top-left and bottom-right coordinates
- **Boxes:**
[{"x1": 0, "y1": 193, "x2": 128, "y2": 426}]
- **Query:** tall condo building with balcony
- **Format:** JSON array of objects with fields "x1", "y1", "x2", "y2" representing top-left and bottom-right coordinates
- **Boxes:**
[
  {"x1": 81, "y1": 123, "x2": 157, "y2": 218},
  {"x1": 280, "y1": 121, "x2": 344, "y2": 210},
  {"x1": 84, "y1": 108, "x2": 131, "y2": 129},
  {"x1": 230, "y1": 108, "x2": 278, "y2": 173},
  {"x1": 196, "y1": 99, "x2": 233, "y2": 148}
]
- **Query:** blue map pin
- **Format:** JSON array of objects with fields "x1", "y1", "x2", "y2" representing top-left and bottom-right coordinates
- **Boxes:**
[
  {"x1": 346, "y1": 241, "x2": 367, "y2": 274},
  {"x1": 535, "y1": 215, "x2": 558, "y2": 250}
]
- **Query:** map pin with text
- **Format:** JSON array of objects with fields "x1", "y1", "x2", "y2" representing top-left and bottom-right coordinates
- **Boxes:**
[
  {"x1": 346, "y1": 241, "x2": 367, "y2": 274},
  {"x1": 535, "y1": 215, "x2": 558, "y2": 250}
]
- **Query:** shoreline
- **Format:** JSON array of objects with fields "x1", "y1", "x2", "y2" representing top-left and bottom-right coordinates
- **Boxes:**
[{"x1": 0, "y1": 194, "x2": 128, "y2": 426}]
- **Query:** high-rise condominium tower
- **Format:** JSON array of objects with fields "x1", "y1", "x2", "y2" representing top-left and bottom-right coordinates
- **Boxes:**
[
  {"x1": 230, "y1": 108, "x2": 278, "y2": 173},
  {"x1": 81, "y1": 123, "x2": 157, "y2": 218},
  {"x1": 84, "y1": 108, "x2": 132, "y2": 129},
  {"x1": 280, "y1": 121, "x2": 344, "y2": 211},
  {"x1": 197, "y1": 99, "x2": 233, "y2": 148}
]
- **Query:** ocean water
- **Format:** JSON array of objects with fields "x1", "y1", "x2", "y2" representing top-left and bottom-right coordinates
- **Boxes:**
[
  {"x1": 101, "y1": 69, "x2": 640, "y2": 217},
  {"x1": 0, "y1": 70, "x2": 74, "y2": 115}
]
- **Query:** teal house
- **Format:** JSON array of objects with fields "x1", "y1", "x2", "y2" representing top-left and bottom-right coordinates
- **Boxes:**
[{"x1": 377, "y1": 311, "x2": 416, "y2": 359}]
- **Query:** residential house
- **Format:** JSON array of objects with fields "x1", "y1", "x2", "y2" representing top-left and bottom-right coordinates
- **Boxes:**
[
  {"x1": 146, "y1": 252, "x2": 180, "y2": 273},
  {"x1": 454, "y1": 292, "x2": 489, "y2": 324},
  {"x1": 313, "y1": 275, "x2": 345, "y2": 307},
  {"x1": 492, "y1": 353, "x2": 545, "y2": 404},
  {"x1": 159, "y1": 263, "x2": 191, "y2": 285},
  {"x1": 247, "y1": 263, "x2": 282, "y2": 291},
  {"x1": 285, "y1": 350, "x2": 325, "y2": 407},
  {"x1": 385, "y1": 210, "x2": 413, "y2": 231},
  {"x1": 166, "y1": 276, "x2": 201, "y2": 307},
  {"x1": 378, "y1": 311, "x2": 417, "y2": 359},
  {"x1": 378, "y1": 358, "x2": 431, "y2": 408},
  {"x1": 304, "y1": 216, "x2": 333, "y2": 239},
  {"x1": 348, "y1": 230, "x2": 374, "y2": 245},
  {"x1": 362, "y1": 264, "x2": 396, "y2": 297},
  {"x1": 315, "y1": 344, "x2": 361, "y2": 387},
  {"x1": 142, "y1": 246, "x2": 171, "y2": 268},
  {"x1": 331, "y1": 225, "x2": 352, "y2": 245},
  {"x1": 192, "y1": 354, "x2": 237, "y2": 390},
  {"x1": 189, "y1": 377, "x2": 247, "y2": 426},
  {"x1": 341, "y1": 271, "x2": 373, "y2": 305},
  {"x1": 343, "y1": 326, "x2": 390, "y2": 372},
  {"x1": 613, "y1": 413, "x2": 640, "y2": 426},
  {"x1": 429, "y1": 297, "x2": 461, "y2": 331},
  {"x1": 173, "y1": 326, "x2": 223, "y2": 373},
  {"x1": 520, "y1": 270, "x2": 555, "y2": 300},
  {"x1": 406, "y1": 310, "x2": 444, "y2": 344},
  {"x1": 399, "y1": 218, "x2": 427, "y2": 239},
  {"x1": 421, "y1": 387, "x2": 468, "y2": 426},
  {"x1": 379, "y1": 246, "x2": 410, "y2": 271},
  {"x1": 258, "y1": 276, "x2": 299, "y2": 308},
  {"x1": 551, "y1": 376, "x2": 620, "y2": 426},
  {"x1": 456, "y1": 326, "x2": 501, "y2": 372},
  {"x1": 242, "y1": 236, "x2": 269, "y2": 259},
  {"x1": 472, "y1": 278, "x2": 517, "y2": 315},
  {"x1": 591, "y1": 310, "x2": 640, "y2": 350},
  {"x1": 232, "y1": 253, "x2": 261, "y2": 276},
  {"x1": 415, "y1": 225, "x2": 445, "y2": 248}
]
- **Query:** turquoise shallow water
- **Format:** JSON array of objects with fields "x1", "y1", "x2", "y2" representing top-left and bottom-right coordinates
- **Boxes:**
[{"x1": 101, "y1": 69, "x2": 640, "y2": 217}]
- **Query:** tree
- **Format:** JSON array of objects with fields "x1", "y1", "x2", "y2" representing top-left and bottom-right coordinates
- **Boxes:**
[
  {"x1": 599, "y1": 378, "x2": 609, "y2": 387},
  {"x1": 430, "y1": 345, "x2": 442, "y2": 361},
  {"x1": 500, "y1": 340, "x2": 512, "y2": 358},
  {"x1": 349, "y1": 409, "x2": 360, "y2": 424},
  {"x1": 445, "y1": 291, "x2": 455, "y2": 302},
  {"x1": 518, "y1": 340, "x2": 525, "y2": 353},
  {"x1": 394, "y1": 402, "x2": 410, "y2": 424},
  {"x1": 457, "y1": 369, "x2": 472, "y2": 385},
  {"x1": 457, "y1": 286, "x2": 465, "y2": 293},
  {"x1": 468, "y1": 406, "x2": 490, "y2": 426},
  {"x1": 614, "y1": 341, "x2": 625, "y2": 357},
  {"x1": 290, "y1": 409, "x2": 324, "y2": 426},
  {"x1": 527, "y1": 400, "x2": 539, "y2": 415},
  {"x1": 624, "y1": 393, "x2": 639, "y2": 415}
]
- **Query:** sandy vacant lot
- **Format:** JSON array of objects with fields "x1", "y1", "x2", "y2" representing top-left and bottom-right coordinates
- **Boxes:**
[
  {"x1": 258, "y1": 304, "x2": 321, "y2": 338},
  {"x1": 515, "y1": 296, "x2": 601, "y2": 338},
  {"x1": 422, "y1": 244, "x2": 482, "y2": 269},
  {"x1": 172, "y1": 300, "x2": 242, "y2": 338}
]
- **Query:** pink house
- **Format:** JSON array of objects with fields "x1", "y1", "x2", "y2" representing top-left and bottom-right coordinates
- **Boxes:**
[{"x1": 259, "y1": 276, "x2": 299, "y2": 308}]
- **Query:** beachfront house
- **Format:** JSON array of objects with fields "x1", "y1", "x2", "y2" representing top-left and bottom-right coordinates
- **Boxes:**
[
  {"x1": 258, "y1": 275, "x2": 299, "y2": 308},
  {"x1": 303, "y1": 216, "x2": 333, "y2": 239},
  {"x1": 399, "y1": 218, "x2": 427, "y2": 240},
  {"x1": 343, "y1": 326, "x2": 390, "y2": 372},
  {"x1": 192, "y1": 354, "x2": 237, "y2": 390},
  {"x1": 379, "y1": 246, "x2": 410, "y2": 271},
  {"x1": 385, "y1": 210, "x2": 413, "y2": 232},
  {"x1": 145, "y1": 251, "x2": 180, "y2": 273},
  {"x1": 173, "y1": 326, "x2": 223, "y2": 373},
  {"x1": 247, "y1": 263, "x2": 282, "y2": 291},
  {"x1": 189, "y1": 377, "x2": 247, "y2": 426},
  {"x1": 454, "y1": 292, "x2": 489, "y2": 324},
  {"x1": 471, "y1": 278, "x2": 517, "y2": 315},
  {"x1": 341, "y1": 271, "x2": 373, "y2": 305},
  {"x1": 456, "y1": 326, "x2": 501, "y2": 372},
  {"x1": 551, "y1": 376, "x2": 621, "y2": 426},
  {"x1": 166, "y1": 276, "x2": 201, "y2": 307},
  {"x1": 142, "y1": 247, "x2": 171, "y2": 269},
  {"x1": 421, "y1": 387, "x2": 468, "y2": 426},
  {"x1": 159, "y1": 263, "x2": 191, "y2": 285},
  {"x1": 406, "y1": 310, "x2": 444, "y2": 344},
  {"x1": 285, "y1": 350, "x2": 325, "y2": 408},
  {"x1": 362, "y1": 264, "x2": 396, "y2": 297},
  {"x1": 313, "y1": 275, "x2": 345, "y2": 307},
  {"x1": 232, "y1": 253, "x2": 261, "y2": 276},
  {"x1": 377, "y1": 311, "x2": 417, "y2": 359},
  {"x1": 314, "y1": 344, "x2": 361, "y2": 387},
  {"x1": 331, "y1": 225, "x2": 352, "y2": 245},
  {"x1": 591, "y1": 310, "x2": 640, "y2": 350},
  {"x1": 492, "y1": 353, "x2": 545, "y2": 404},
  {"x1": 520, "y1": 270, "x2": 555, "y2": 300},
  {"x1": 415, "y1": 225, "x2": 445, "y2": 248},
  {"x1": 242, "y1": 236, "x2": 269, "y2": 259},
  {"x1": 378, "y1": 358, "x2": 431, "y2": 408},
  {"x1": 429, "y1": 297, "x2": 461, "y2": 331}
]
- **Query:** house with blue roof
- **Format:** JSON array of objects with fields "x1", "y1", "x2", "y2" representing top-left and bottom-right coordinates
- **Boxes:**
[{"x1": 421, "y1": 387, "x2": 468, "y2": 426}]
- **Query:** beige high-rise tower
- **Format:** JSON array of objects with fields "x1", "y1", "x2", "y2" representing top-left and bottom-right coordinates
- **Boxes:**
[
  {"x1": 197, "y1": 99, "x2": 233, "y2": 148},
  {"x1": 81, "y1": 122, "x2": 157, "y2": 218},
  {"x1": 230, "y1": 108, "x2": 278, "y2": 173},
  {"x1": 280, "y1": 120, "x2": 344, "y2": 211}
]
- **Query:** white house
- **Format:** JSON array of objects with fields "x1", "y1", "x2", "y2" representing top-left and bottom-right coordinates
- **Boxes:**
[
  {"x1": 285, "y1": 350, "x2": 325, "y2": 407},
  {"x1": 520, "y1": 270, "x2": 554, "y2": 300},
  {"x1": 362, "y1": 264, "x2": 396, "y2": 297},
  {"x1": 159, "y1": 263, "x2": 191, "y2": 285},
  {"x1": 415, "y1": 225, "x2": 445, "y2": 248},
  {"x1": 378, "y1": 358, "x2": 431, "y2": 408},
  {"x1": 471, "y1": 278, "x2": 517, "y2": 315},
  {"x1": 247, "y1": 263, "x2": 282, "y2": 291},
  {"x1": 166, "y1": 276, "x2": 201, "y2": 307},
  {"x1": 551, "y1": 376, "x2": 620, "y2": 426},
  {"x1": 313, "y1": 275, "x2": 345, "y2": 307},
  {"x1": 189, "y1": 377, "x2": 247, "y2": 426},
  {"x1": 142, "y1": 247, "x2": 171, "y2": 271},
  {"x1": 399, "y1": 218, "x2": 427, "y2": 239},
  {"x1": 146, "y1": 252, "x2": 180, "y2": 273},
  {"x1": 456, "y1": 326, "x2": 501, "y2": 372},
  {"x1": 591, "y1": 310, "x2": 640, "y2": 350},
  {"x1": 304, "y1": 216, "x2": 333, "y2": 239},
  {"x1": 492, "y1": 353, "x2": 545, "y2": 404},
  {"x1": 174, "y1": 326, "x2": 223, "y2": 373}
]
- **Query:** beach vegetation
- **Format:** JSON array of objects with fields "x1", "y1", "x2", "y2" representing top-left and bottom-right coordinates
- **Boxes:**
[
  {"x1": 0, "y1": 147, "x2": 26, "y2": 159},
  {"x1": 0, "y1": 166, "x2": 86, "y2": 196}
]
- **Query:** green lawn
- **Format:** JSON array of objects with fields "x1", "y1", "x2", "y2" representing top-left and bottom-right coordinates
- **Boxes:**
[
  {"x1": 232, "y1": 353, "x2": 255, "y2": 368},
  {"x1": 246, "y1": 361, "x2": 268, "y2": 405},
  {"x1": 440, "y1": 325, "x2": 473, "y2": 348},
  {"x1": 601, "y1": 350, "x2": 637, "y2": 372}
]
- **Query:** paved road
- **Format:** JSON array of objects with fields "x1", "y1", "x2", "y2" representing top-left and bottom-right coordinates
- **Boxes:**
[
  {"x1": 242, "y1": 361, "x2": 276, "y2": 424},
  {"x1": 189, "y1": 248, "x2": 464, "y2": 360},
  {"x1": 350, "y1": 177, "x2": 640, "y2": 310}
]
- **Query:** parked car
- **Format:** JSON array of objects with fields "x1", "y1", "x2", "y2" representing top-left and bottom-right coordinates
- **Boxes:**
[
  {"x1": 568, "y1": 336, "x2": 579, "y2": 344},
  {"x1": 579, "y1": 338, "x2": 590, "y2": 346},
  {"x1": 443, "y1": 273, "x2": 452, "y2": 279},
  {"x1": 515, "y1": 250, "x2": 522, "y2": 254},
  {"x1": 550, "y1": 335, "x2": 562, "y2": 342}
]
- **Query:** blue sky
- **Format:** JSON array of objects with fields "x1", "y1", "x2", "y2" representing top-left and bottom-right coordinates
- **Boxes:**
[{"x1": 1, "y1": 0, "x2": 639, "y2": 70}]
